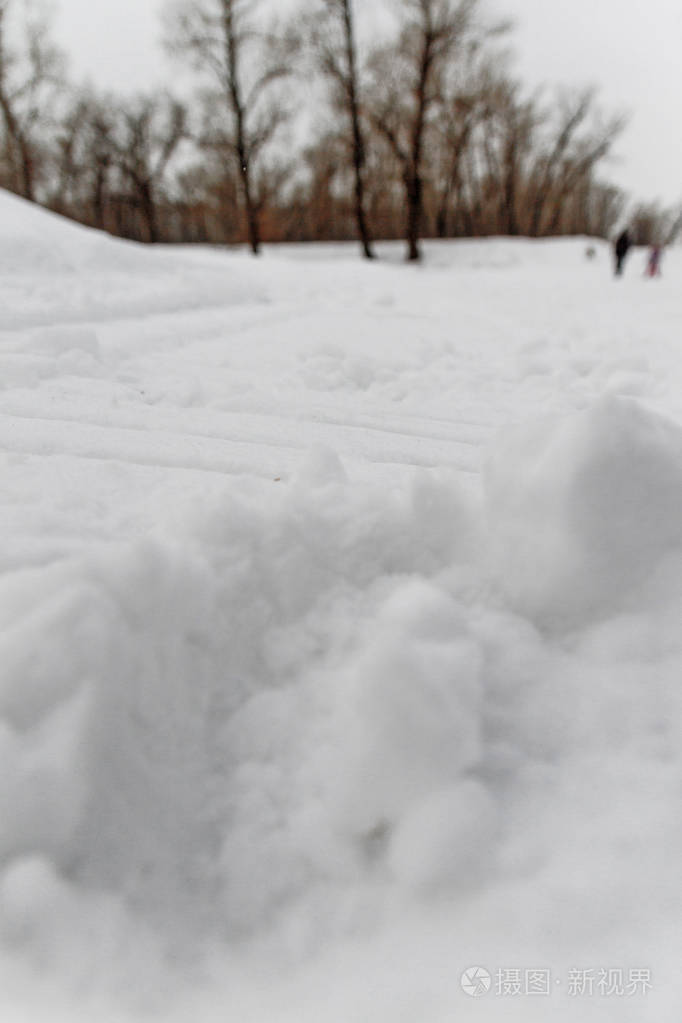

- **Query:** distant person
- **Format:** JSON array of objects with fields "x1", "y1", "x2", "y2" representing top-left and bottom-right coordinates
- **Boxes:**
[
  {"x1": 613, "y1": 229, "x2": 631, "y2": 276},
  {"x1": 645, "y1": 244, "x2": 662, "y2": 277}
]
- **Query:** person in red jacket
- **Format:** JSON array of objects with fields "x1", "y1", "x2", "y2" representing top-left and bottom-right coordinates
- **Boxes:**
[{"x1": 645, "y1": 245, "x2": 662, "y2": 277}]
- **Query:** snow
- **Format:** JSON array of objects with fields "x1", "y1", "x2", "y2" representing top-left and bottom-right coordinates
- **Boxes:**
[
  {"x1": 486, "y1": 395, "x2": 682, "y2": 625},
  {"x1": 0, "y1": 189, "x2": 681, "y2": 1020}
]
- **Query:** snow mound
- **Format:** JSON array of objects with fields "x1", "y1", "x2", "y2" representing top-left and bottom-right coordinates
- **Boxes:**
[
  {"x1": 0, "y1": 459, "x2": 484, "y2": 958},
  {"x1": 2, "y1": 204, "x2": 682, "y2": 1021},
  {"x1": 0, "y1": 189, "x2": 144, "y2": 274},
  {"x1": 4, "y1": 396, "x2": 680, "y2": 981},
  {"x1": 387, "y1": 780, "x2": 498, "y2": 890},
  {"x1": 0, "y1": 189, "x2": 265, "y2": 325},
  {"x1": 486, "y1": 396, "x2": 682, "y2": 624}
]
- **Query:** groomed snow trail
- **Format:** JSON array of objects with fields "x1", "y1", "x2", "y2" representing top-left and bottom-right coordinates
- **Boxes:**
[{"x1": 0, "y1": 192, "x2": 681, "y2": 1021}]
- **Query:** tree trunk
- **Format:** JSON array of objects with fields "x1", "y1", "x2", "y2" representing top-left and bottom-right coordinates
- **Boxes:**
[
  {"x1": 351, "y1": 125, "x2": 373, "y2": 259},
  {"x1": 503, "y1": 145, "x2": 519, "y2": 235},
  {"x1": 238, "y1": 158, "x2": 260, "y2": 254},
  {"x1": 18, "y1": 137, "x2": 35, "y2": 201},
  {"x1": 529, "y1": 192, "x2": 546, "y2": 236},
  {"x1": 0, "y1": 95, "x2": 35, "y2": 201},
  {"x1": 341, "y1": 0, "x2": 374, "y2": 259},
  {"x1": 93, "y1": 163, "x2": 107, "y2": 231},
  {"x1": 405, "y1": 170, "x2": 422, "y2": 261},
  {"x1": 139, "y1": 180, "x2": 158, "y2": 243},
  {"x1": 435, "y1": 203, "x2": 448, "y2": 238},
  {"x1": 223, "y1": 0, "x2": 260, "y2": 255},
  {"x1": 545, "y1": 194, "x2": 565, "y2": 236}
]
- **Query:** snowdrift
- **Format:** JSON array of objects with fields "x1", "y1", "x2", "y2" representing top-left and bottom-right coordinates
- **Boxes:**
[
  {"x1": 0, "y1": 191, "x2": 681, "y2": 1020},
  {"x1": 487, "y1": 395, "x2": 682, "y2": 624},
  {"x1": 0, "y1": 457, "x2": 482, "y2": 937},
  {"x1": 3, "y1": 399, "x2": 682, "y2": 1019},
  {"x1": 0, "y1": 190, "x2": 264, "y2": 327}
]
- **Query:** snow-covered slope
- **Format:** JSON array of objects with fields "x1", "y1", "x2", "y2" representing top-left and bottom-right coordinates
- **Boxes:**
[{"x1": 0, "y1": 189, "x2": 680, "y2": 1021}]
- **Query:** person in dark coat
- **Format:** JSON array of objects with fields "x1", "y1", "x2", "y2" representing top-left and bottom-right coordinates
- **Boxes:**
[{"x1": 614, "y1": 229, "x2": 631, "y2": 276}]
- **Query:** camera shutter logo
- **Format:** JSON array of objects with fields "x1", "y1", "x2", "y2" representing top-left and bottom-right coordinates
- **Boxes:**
[{"x1": 461, "y1": 966, "x2": 492, "y2": 997}]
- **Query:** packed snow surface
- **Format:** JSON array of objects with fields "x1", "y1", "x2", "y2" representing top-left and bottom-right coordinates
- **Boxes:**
[{"x1": 0, "y1": 191, "x2": 681, "y2": 1021}]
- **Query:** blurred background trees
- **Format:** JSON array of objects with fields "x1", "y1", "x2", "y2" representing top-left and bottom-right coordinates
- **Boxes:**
[
  {"x1": 0, "y1": 0, "x2": 66, "y2": 202},
  {"x1": 164, "y1": 0, "x2": 297, "y2": 254},
  {"x1": 0, "y1": 0, "x2": 677, "y2": 256},
  {"x1": 312, "y1": 0, "x2": 375, "y2": 259}
]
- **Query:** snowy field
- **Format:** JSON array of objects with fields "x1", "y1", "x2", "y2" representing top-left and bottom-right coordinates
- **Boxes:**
[{"x1": 1, "y1": 189, "x2": 681, "y2": 1021}]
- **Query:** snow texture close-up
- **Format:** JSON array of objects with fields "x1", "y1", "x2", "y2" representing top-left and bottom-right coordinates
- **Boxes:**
[{"x1": 0, "y1": 190, "x2": 680, "y2": 1021}]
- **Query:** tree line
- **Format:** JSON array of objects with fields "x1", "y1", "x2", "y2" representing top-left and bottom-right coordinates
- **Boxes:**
[{"x1": 0, "y1": 0, "x2": 678, "y2": 260}]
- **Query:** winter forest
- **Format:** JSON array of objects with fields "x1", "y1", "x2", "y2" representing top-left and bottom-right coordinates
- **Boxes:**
[{"x1": 0, "y1": 0, "x2": 678, "y2": 258}]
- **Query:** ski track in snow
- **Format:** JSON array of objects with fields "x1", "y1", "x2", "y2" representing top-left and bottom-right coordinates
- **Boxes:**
[{"x1": 1, "y1": 193, "x2": 682, "y2": 1022}]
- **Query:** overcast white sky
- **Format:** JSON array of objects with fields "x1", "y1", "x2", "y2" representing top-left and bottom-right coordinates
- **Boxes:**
[{"x1": 50, "y1": 0, "x2": 681, "y2": 206}]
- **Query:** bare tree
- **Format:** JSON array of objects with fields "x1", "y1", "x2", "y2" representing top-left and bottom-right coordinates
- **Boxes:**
[
  {"x1": 437, "y1": 79, "x2": 625, "y2": 239},
  {"x1": 109, "y1": 93, "x2": 187, "y2": 243},
  {"x1": 50, "y1": 92, "x2": 89, "y2": 217},
  {"x1": 367, "y1": 0, "x2": 485, "y2": 261},
  {"x1": 526, "y1": 89, "x2": 625, "y2": 236},
  {"x1": 427, "y1": 15, "x2": 512, "y2": 237},
  {"x1": 586, "y1": 181, "x2": 626, "y2": 240},
  {"x1": 313, "y1": 0, "x2": 374, "y2": 258},
  {"x1": 170, "y1": 160, "x2": 241, "y2": 242},
  {"x1": 86, "y1": 100, "x2": 117, "y2": 232},
  {"x1": 4, "y1": 0, "x2": 636, "y2": 250},
  {"x1": 165, "y1": 0, "x2": 295, "y2": 254},
  {"x1": 663, "y1": 205, "x2": 682, "y2": 246},
  {"x1": 49, "y1": 90, "x2": 115, "y2": 228},
  {"x1": 479, "y1": 77, "x2": 537, "y2": 235},
  {"x1": 543, "y1": 122, "x2": 624, "y2": 235},
  {"x1": 0, "y1": 0, "x2": 66, "y2": 201},
  {"x1": 629, "y1": 200, "x2": 682, "y2": 247},
  {"x1": 431, "y1": 89, "x2": 478, "y2": 237}
]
